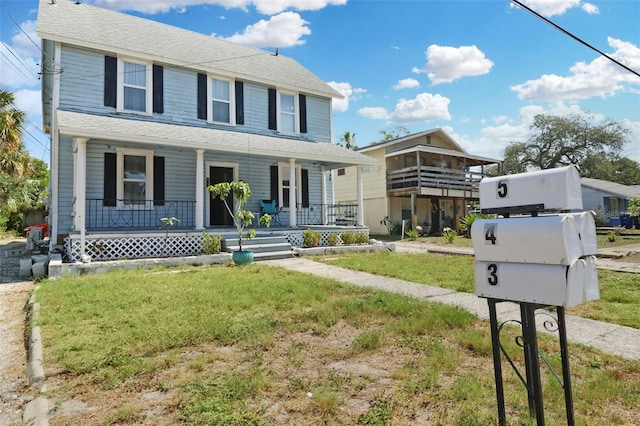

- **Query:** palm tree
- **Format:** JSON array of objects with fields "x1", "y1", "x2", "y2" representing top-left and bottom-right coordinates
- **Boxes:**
[
  {"x1": 340, "y1": 131, "x2": 357, "y2": 150},
  {"x1": 0, "y1": 88, "x2": 26, "y2": 157}
]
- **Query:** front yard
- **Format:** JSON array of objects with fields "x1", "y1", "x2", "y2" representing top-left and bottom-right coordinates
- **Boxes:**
[{"x1": 35, "y1": 258, "x2": 639, "y2": 425}]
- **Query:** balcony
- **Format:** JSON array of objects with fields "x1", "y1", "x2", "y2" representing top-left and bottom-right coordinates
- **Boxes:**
[{"x1": 387, "y1": 165, "x2": 485, "y2": 197}]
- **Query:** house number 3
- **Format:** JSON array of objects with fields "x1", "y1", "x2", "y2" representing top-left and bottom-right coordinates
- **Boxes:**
[{"x1": 487, "y1": 263, "x2": 499, "y2": 286}]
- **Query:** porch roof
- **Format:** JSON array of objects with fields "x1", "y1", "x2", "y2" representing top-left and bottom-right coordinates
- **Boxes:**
[
  {"x1": 56, "y1": 110, "x2": 377, "y2": 169},
  {"x1": 384, "y1": 144, "x2": 501, "y2": 167}
]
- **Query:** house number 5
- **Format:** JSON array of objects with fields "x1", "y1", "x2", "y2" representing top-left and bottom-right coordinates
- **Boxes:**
[{"x1": 497, "y1": 180, "x2": 508, "y2": 198}]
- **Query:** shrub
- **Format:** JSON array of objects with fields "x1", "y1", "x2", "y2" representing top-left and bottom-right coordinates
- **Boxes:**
[
  {"x1": 442, "y1": 227, "x2": 457, "y2": 243},
  {"x1": 459, "y1": 212, "x2": 495, "y2": 237},
  {"x1": 327, "y1": 234, "x2": 339, "y2": 246},
  {"x1": 341, "y1": 231, "x2": 356, "y2": 245},
  {"x1": 202, "y1": 232, "x2": 222, "y2": 254},
  {"x1": 302, "y1": 229, "x2": 321, "y2": 248},
  {"x1": 405, "y1": 229, "x2": 419, "y2": 240},
  {"x1": 355, "y1": 232, "x2": 369, "y2": 244}
]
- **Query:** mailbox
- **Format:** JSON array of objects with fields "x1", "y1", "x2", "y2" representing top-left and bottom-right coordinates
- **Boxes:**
[
  {"x1": 472, "y1": 213, "x2": 597, "y2": 265},
  {"x1": 479, "y1": 165, "x2": 582, "y2": 213},
  {"x1": 473, "y1": 165, "x2": 599, "y2": 307},
  {"x1": 474, "y1": 257, "x2": 597, "y2": 307}
]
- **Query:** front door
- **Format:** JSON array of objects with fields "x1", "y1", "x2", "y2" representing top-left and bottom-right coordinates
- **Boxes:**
[{"x1": 209, "y1": 166, "x2": 234, "y2": 226}]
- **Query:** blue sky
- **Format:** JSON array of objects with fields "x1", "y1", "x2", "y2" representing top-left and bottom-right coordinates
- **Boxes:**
[{"x1": 1, "y1": 0, "x2": 639, "y2": 165}]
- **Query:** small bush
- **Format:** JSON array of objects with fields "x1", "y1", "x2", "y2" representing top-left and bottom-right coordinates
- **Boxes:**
[
  {"x1": 355, "y1": 233, "x2": 369, "y2": 244},
  {"x1": 341, "y1": 231, "x2": 356, "y2": 245},
  {"x1": 607, "y1": 231, "x2": 616, "y2": 242},
  {"x1": 442, "y1": 227, "x2": 457, "y2": 243},
  {"x1": 302, "y1": 229, "x2": 321, "y2": 248},
  {"x1": 405, "y1": 229, "x2": 419, "y2": 240},
  {"x1": 327, "y1": 234, "x2": 339, "y2": 246},
  {"x1": 202, "y1": 232, "x2": 222, "y2": 254}
]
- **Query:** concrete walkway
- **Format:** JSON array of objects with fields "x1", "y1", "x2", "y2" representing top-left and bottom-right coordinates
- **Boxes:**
[{"x1": 263, "y1": 245, "x2": 640, "y2": 361}]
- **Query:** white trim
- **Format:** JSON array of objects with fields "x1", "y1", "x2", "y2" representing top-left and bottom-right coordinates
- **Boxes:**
[
  {"x1": 207, "y1": 76, "x2": 236, "y2": 126},
  {"x1": 116, "y1": 56, "x2": 153, "y2": 115},
  {"x1": 277, "y1": 161, "x2": 301, "y2": 210},
  {"x1": 116, "y1": 148, "x2": 154, "y2": 209},
  {"x1": 195, "y1": 150, "x2": 204, "y2": 230}
]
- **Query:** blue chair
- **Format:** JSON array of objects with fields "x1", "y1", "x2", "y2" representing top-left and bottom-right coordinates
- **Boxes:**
[{"x1": 259, "y1": 200, "x2": 281, "y2": 226}]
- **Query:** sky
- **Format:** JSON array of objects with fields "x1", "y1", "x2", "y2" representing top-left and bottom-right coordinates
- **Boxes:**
[{"x1": 1, "y1": 0, "x2": 639, "y2": 167}]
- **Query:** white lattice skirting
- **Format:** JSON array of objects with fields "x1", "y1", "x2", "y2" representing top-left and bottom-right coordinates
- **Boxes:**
[
  {"x1": 65, "y1": 234, "x2": 204, "y2": 262},
  {"x1": 282, "y1": 229, "x2": 369, "y2": 247}
]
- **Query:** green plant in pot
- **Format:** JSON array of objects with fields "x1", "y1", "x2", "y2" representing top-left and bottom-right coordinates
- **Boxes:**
[{"x1": 207, "y1": 181, "x2": 266, "y2": 265}]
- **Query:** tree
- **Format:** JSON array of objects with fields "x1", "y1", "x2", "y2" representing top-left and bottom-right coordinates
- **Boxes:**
[
  {"x1": 377, "y1": 125, "x2": 410, "y2": 143},
  {"x1": 0, "y1": 88, "x2": 49, "y2": 233},
  {"x1": 580, "y1": 155, "x2": 640, "y2": 186},
  {"x1": 501, "y1": 114, "x2": 628, "y2": 174},
  {"x1": 339, "y1": 131, "x2": 357, "y2": 150}
]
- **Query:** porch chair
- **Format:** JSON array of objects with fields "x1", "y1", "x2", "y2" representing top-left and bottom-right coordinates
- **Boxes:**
[{"x1": 260, "y1": 199, "x2": 282, "y2": 226}]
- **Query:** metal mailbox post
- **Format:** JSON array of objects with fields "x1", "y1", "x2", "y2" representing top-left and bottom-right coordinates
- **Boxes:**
[{"x1": 472, "y1": 165, "x2": 599, "y2": 426}]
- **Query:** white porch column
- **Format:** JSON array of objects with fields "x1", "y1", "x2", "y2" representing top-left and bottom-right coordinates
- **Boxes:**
[
  {"x1": 289, "y1": 158, "x2": 297, "y2": 227},
  {"x1": 73, "y1": 138, "x2": 88, "y2": 256},
  {"x1": 356, "y1": 165, "x2": 364, "y2": 226},
  {"x1": 321, "y1": 166, "x2": 328, "y2": 225},
  {"x1": 195, "y1": 149, "x2": 204, "y2": 230}
]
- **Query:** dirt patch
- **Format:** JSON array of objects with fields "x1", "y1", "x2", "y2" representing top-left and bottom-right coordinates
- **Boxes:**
[{"x1": 0, "y1": 281, "x2": 35, "y2": 426}]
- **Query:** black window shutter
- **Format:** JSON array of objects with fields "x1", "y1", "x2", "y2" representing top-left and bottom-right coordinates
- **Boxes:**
[
  {"x1": 268, "y1": 88, "x2": 277, "y2": 130},
  {"x1": 103, "y1": 153, "x2": 117, "y2": 206},
  {"x1": 270, "y1": 165, "x2": 278, "y2": 202},
  {"x1": 299, "y1": 94, "x2": 307, "y2": 133},
  {"x1": 235, "y1": 81, "x2": 244, "y2": 125},
  {"x1": 104, "y1": 56, "x2": 117, "y2": 108},
  {"x1": 301, "y1": 169, "x2": 309, "y2": 208},
  {"x1": 154, "y1": 156, "x2": 165, "y2": 206},
  {"x1": 197, "y1": 73, "x2": 207, "y2": 120},
  {"x1": 153, "y1": 65, "x2": 164, "y2": 114}
]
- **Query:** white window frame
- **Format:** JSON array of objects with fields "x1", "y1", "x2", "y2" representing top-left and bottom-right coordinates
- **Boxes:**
[
  {"x1": 116, "y1": 148, "x2": 154, "y2": 210},
  {"x1": 277, "y1": 90, "x2": 299, "y2": 134},
  {"x1": 207, "y1": 76, "x2": 236, "y2": 126},
  {"x1": 116, "y1": 57, "x2": 153, "y2": 115},
  {"x1": 278, "y1": 161, "x2": 302, "y2": 209}
]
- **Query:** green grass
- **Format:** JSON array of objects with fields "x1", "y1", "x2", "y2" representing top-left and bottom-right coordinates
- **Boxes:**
[
  {"x1": 35, "y1": 264, "x2": 640, "y2": 425},
  {"x1": 315, "y1": 252, "x2": 640, "y2": 329}
]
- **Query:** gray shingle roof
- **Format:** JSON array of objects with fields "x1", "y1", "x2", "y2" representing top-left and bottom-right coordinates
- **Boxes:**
[
  {"x1": 36, "y1": 0, "x2": 342, "y2": 99},
  {"x1": 56, "y1": 110, "x2": 376, "y2": 168},
  {"x1": 581, "y1": 177, "x2": 640, "y2": 199}
]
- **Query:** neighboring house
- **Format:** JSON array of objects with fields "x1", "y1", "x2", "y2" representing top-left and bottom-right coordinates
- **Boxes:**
[
  {"x1": 37, "y1": 0, "x2": 374, "y2": 261},
  {"x1": 581, "y1": 178, "x2": 640, "y2": 226},
  {"x1": 334, "y1": 129, "x2": 501, "y2": 235}
]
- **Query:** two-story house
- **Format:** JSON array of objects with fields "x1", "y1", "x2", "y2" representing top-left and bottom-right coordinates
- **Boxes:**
[
  {"x1": 334, "y1": 129, "x2": 502, "y2": 235},
  {"x1": 37, "y1": 0, "x2": 374, "y2": 261}
]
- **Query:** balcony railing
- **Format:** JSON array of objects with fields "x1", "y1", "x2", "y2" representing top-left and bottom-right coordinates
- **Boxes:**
[
  {"x1": 296, "y1": 203, "x2": 359, "y2": 226},
  {"x1": 387, "y1": 165, "x2": 485, "y2": 192},
  {"x1": 86, "y1": 199, "x2": 196, "y2": 231}
]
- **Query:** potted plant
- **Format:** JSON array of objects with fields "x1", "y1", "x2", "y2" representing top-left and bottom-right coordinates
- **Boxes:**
[{"x1": 208, "y1": 181, "x2": 270, "y2": 265}]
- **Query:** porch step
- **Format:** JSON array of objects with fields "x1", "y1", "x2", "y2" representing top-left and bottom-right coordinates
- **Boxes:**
[{"x1": 222, "y1": 236, "x2": 293, "y2": 261}]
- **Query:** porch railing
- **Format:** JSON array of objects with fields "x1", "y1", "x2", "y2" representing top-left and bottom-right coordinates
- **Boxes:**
[
  {"x1": 86, "y1": 199, "x2": 196, "y2": 230},
  {"x1": 387, "y1": 165, "x2": 485, "y2": 192},
  {"x1": 296, "y1": 203, "x2": 359, "y2": 226}
]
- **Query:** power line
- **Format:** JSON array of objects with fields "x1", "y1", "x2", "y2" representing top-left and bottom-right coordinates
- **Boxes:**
[
  {"x1": 0, "y1": 2, "x2": 45, "y2": 57},
  {"x1": 511, "y1": 0, "x2": 640, "y2": 79}
]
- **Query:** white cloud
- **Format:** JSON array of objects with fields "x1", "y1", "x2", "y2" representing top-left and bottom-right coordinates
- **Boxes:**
[
  {"x1": 582, "y1": 2, "x2": 599, "y2": 14},
  {"x1": 222, "y1": 12, "x2": 310, "y2": 48},
  {"x1": 358, "y1": 93, "x2": 451, "y2": 123},
  {"x1": 326, "y1": 81, "x2": 366, "y2": 112},
  {"x1": 393, "y1": 78, "x2": 420, "y2": 90},
  {"x1": 511, "y1": 38, "x2": 640, "y2": 101},
  {"x1": 92, "y1": 0, "x2": 346, "y2": 15},
  {"x1": 510, "y1": 0, "x2": 581, "y2": 17},
  {"x1": 415, "y1": 45, "x2": 494, "y2": 85},
  {"x1": 0, "y1": 19, "x2": 40, "y2": 88}
]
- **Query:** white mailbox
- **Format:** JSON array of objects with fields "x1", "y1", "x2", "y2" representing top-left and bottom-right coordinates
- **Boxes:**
[
  {"x1": 472, "y1": 165, "x2": 599, "y2": 307},
  {"x1": 479, "y1": 165, "x2": 583, "y2": 213},
  {"x1": 474, "y1": 257, "x2": 598, "y2": 307},
  {"x1": 471, "y1": 213, "x2": 597, "y2": 265}
]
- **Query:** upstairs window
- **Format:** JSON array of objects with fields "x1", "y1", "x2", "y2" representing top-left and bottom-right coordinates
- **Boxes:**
[
  {"x1": 279, "y1": 92, "x2": 297, "y2": 133},
  {"x1": 117, "y1": 58, "x2": 152, "y2": 114},
  {"x1": 209, "y1": 77, "x2": 235, "y2": 125},
  {"x1": 268, "y1": 89, "x2": 306, "y2": 134}
]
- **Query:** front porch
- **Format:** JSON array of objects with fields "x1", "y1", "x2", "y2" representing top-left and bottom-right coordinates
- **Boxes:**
[{"x1": 64, "y1": 224, "x2": 369, "y2": 262}]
